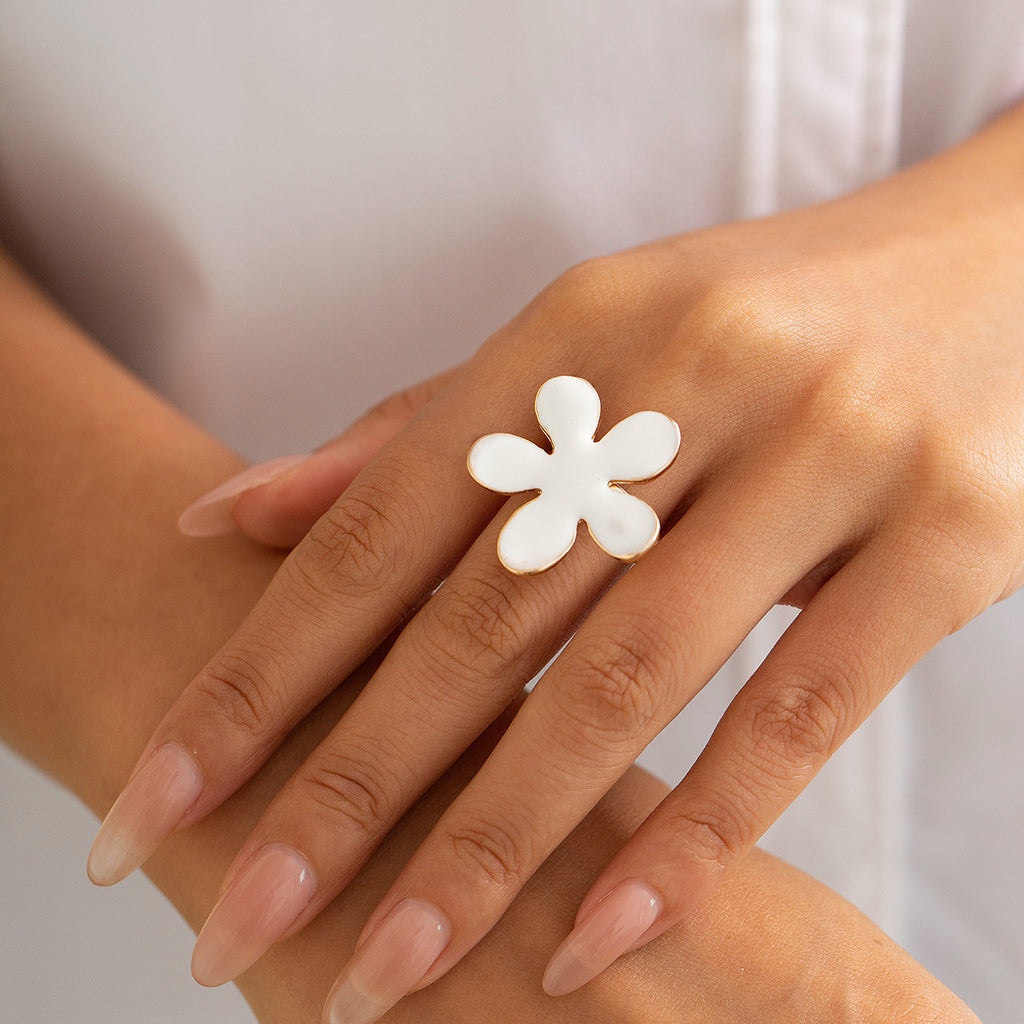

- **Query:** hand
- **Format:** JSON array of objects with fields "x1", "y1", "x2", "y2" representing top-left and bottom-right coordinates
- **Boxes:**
[
  {"x1": 88, "y1": 103, "x2": 1024, "y2": 1018},
  {"x1": 0, "y1": 244, "x2": 976, "y2": 1024}
]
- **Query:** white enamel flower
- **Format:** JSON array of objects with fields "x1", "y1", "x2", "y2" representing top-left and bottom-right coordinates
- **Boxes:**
[{"x1": 467, "y1": 376, "x2": 681, "y2": 574}]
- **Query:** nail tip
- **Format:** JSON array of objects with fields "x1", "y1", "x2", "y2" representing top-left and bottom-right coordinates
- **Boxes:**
[
  {"x1": 321, "y1": 898, "x2": 450, "y2": 1024},
  {"x1": 85, "y1": 868, "x2": 113, "y2": 887},
  {"x1": 88, "y1": 744, "x2": 204, "y2": 888},
  {"x1": 190, "y1": 939, "x2": 250, "y2": 989},
  {"x1": 189, "y1": 843, "x2": 317, "y2": 995},
  {"x1": 190, "y1": 945, "x2": 225, "y2": 988},
  {"x1": 190, "y1": 963, "x2": 231, "y2": 989},
  {"x1": 90, "y1": 861, "x2": 138, "y2": 886},
  {"x1": 542, "y1": 878, "x2": 664, "y2": 1001},
  {"x1": 177, "y1": 505, "x2": 238, "y2": 538},
  {"x1": 178, "y1": 454, "x2": 314, "y2": 536},
  {"x1": 86, "y1": 864, "x2": 122, "y2": 887},
  {"x1": 542, "y1": 982, "x2": 574, "y2": 999},
  {"x1": 321, "y1": 981, "x2": 380, "y2": 1024},
  {"x1": 541, "y1": 962, "x2": 586, "y2": 999},
  {"x1": 85, "y1": 855, "x2": 110, "y2": 886},
  {"x1": 86, "y1": 839, "x2": 140, "y2": 887}
]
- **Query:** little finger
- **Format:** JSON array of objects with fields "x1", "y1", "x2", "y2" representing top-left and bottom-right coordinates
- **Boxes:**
[
  {"x1": 319, "y1": 466, "x2": 854, "y2": 1023},
  {"x1": 543, "y1": 530, "x2": 961, "y2": 996}
]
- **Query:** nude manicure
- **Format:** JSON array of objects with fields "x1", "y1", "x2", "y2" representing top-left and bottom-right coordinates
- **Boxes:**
[
  {"x1": 322, "y1": 899, "x2": 451, "y2": 1024},
  {"x1": 87, "y1": 743, "x2": 203, "y2": 886},
  {"x1": 542, "y1": 879, "x2": 663, "y2": 997},
  {"x1": 192, "y1": 844, "x2": 317, "y2": 987},
  {"x1": 177, "y1": 454, "x2": 311, "y2": 537}
]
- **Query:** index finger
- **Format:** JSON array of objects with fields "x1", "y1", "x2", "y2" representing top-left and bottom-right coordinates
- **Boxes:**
[
  {"x1": 86, "y1": 359, "x2": 535, "y2": 884},
  {"x1": 318, "y1": 458, "x2": 850, "y2": 1021}
]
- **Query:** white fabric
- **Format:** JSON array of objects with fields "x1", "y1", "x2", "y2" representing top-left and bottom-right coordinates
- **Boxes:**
[
  {"x1": 1, "y1": 2, "x2": 1023, "y2": 1021},
  {"x1": 738, "y1": 0, "x2": 905, "y2": 216}
]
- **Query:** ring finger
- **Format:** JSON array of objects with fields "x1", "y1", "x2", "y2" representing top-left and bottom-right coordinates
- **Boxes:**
[{"x1": 317, "y1": 445, "x2": 865, "y2": 1022}]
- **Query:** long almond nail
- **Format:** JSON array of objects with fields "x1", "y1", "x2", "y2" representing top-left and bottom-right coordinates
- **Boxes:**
[
  {"x1": 178, "y1": 454, "x2": 311, "y2": 537},
  {"x1": 322, "y1": 899, "x2": 450, "y2": 1024},
  {"x1": 542, "y1": 879, "x2": 662, "y2": 997},
  {"x1": 191, "y1": 844, "x2": 316, "y2": 986},
  {"x1": 87, "y1": 743, "x2": 203, "y2": 886}
]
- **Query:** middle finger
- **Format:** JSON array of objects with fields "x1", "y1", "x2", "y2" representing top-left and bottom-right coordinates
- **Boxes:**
[
  {"x1": 322, "y1": 442, "x2": 865, "y2": 1019},
  {"x1": 187, "y1": 370, "x2": 705, "y2": 983}
]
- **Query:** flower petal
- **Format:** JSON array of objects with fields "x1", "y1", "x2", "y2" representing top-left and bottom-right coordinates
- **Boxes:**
[
  {"x1": 468, "y1": 433, "x2": 549, "y2": 493},
  {"x1": 497, "y1": 495, "x2": 579, "y2": 574},
  {"x1": 596, "y1": 411, "x2": 680, "y2": 482},
  {"x1": 583, "y1": 486, "x2": 661, "y2": 561},
  {"x1": 535, "y1": 376, "x2": 601, "y2": 450}
]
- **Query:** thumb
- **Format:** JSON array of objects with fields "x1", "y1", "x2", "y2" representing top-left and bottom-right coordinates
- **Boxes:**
[{"x1": 178, "y1": 363, "x2": 462, "y2": 548}]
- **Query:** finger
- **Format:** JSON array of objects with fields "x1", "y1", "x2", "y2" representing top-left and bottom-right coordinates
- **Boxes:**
[
  {"x1": 177, "y1": 364, "x2": 462, "y2": 546},
  {"x1": 318, "y1": 460, "x2": 856, "y2": 1023},
  {"x1": 187, "y1": 494, "x2": 612, "y2": 986},
  {"x1": 543, "y1": 527, "x2": 960, "y2": 996},
  {"x1": 87, "y1": 358, "x2": 537, "y2": 887},
  {"x1": 186, "y1": 369, "x2": 707, "y2": 984},
  {"x1": 188, "y1": 373, "x2": 698, "y2": 982},
  {"x1": 90, "y1": 354, "x2": 704, "y2": 889}
]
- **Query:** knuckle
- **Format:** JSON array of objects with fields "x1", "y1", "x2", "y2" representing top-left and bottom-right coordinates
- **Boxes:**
[
  {"x1": 444, "y1": 817, "x2": 530, "y2": 892},
  {"x1": 425, "y1": 567, "x2": 531, "y2": 679},
  {"x1": 892, "y1": 987, "x2": 970, "y2": 1024},
  {"x1": 798, "y1": 357, "x2": 906, "y2": 469},
  {"x1": 366, "y1": 385, "x2": 424, "y2": 425},
  {"x1": 193, "y1": 651, "x2": 280, "y2": 737},
  {"x1": 537, "y1": 254, "x2": 654, "y2": 342},
  {"x1": 742, "y1": 669, "x2": 857, "y2": 773},
  {"x1": 682, "y1": 273, "x2": 816, "y2": 381},
  {"x1": 681, "y1": 270, "x2": 908, "y2": 462},
  {"x1": 273, "y1": 551, "x2": 347, "y2": 619},
  {"x1": 672, "y1": 805, "x2": 747, "y2": 870},
  {"x1": 365, "y1": 367, "x2": 460, "y2": 427},
  {"x1": 315, "y1": 490, "x2": 401, "y2": 577},
  {"x1": 920, "y1": 431, "x2": 1022, "y2": 544},
  {"x1": 684, "y1": 273, "x2": 775, "y2": 340},
  {"x1": 289, "y1": 471, "x2": 418, "y2": 596},
  {"x1": 891, "y1": 427, "x2": 1024, "y2": 628},
  {"x1": 300, "y1": 750, "x2": 396, "y2": 834},
  {"x1": 555, "y1": 622, "x2": 666, "y2": 749},
  {"x1": 554, "y1": 255, "x2": 629, "y2": 307}
]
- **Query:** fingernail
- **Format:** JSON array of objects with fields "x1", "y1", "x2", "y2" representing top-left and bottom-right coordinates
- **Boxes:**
[
  {"x1": 87, "y1": 743, "x2": 203, "y2": 886},
  {"x1": 178, "y1": 454, "x2": 311, "y2": 537},
  {"x1": 191, "y1": 844, "x2": 317, "y2": 986},
  {"x1": 542, "y1": 879, "x2": 662, "y2": 997},
  {"x1": 322, "y1": 899, "x2": 450, "y2": 1024}
]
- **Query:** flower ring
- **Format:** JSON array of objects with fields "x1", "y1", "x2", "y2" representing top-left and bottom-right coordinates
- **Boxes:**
[{"x1": 467, "y1": 376, "x2": 681, "y2": 574}]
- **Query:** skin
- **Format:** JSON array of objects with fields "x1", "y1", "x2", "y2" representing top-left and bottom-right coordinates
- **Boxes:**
[
  {"x1": 0, "y1": 246, "x2": 979, "y2": 1022},
  {"x1": 97, "y1": 97, "x2": 1024, "y2": 1009}
]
